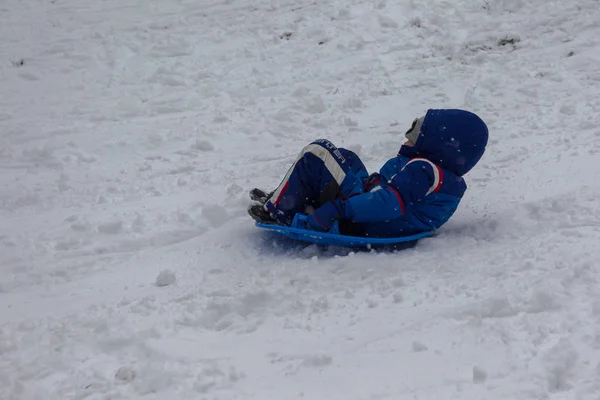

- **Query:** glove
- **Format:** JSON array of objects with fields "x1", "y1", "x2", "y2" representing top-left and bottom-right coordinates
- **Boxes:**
[
  {"x1": 307, "y1": 200, "x2": 344, "y2": 232},
  {"x1": 364, "y1": 173, "x2": 383, "y2": 192}
]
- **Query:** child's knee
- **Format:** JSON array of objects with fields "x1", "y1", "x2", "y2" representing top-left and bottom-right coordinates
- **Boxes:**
[{"x1": 310, "y1": 139, "x2": 338, "y2": 151}]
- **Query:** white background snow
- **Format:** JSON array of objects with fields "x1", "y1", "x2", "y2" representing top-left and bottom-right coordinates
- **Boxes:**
[{"x1": 2, "y1": 0, "x2": 600, "y2": 398}]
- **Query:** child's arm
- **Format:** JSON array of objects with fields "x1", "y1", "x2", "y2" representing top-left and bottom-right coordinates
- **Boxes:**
[
  {"x1": 306, "y1": 159, "x2": 442, "y2": 231},
  {"x1": 343, "y1": 159, "x2": 442, "y2": 223}
]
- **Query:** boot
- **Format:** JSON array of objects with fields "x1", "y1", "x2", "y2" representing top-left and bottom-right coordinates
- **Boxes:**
[
  {"x1": 248, "y1": 204, "x2": 279, "y2": 225},
  {"x1": 249, "y1": 188, "x2": 273, "y2": 204}
]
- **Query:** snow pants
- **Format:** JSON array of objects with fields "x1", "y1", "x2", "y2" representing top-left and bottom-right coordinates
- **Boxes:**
[{"x1": 264, "y1": 139, "x2": 368, "y2": 225}]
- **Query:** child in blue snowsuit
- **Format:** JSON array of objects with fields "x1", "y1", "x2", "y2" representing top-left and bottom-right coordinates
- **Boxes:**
[{"x1": 248, "y1": 109, "x2": 489, "y2": 238}]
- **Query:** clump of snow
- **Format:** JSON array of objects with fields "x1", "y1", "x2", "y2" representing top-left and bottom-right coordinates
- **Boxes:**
[
  {"x1": 305, "y1": 96, "x2": 326, "y2": 114},
  {"x1": 465, "y1": 296, "x2": 517, "y2": 319},
  {"x1": 57, "y1": 173, "x2": 70, "y2": 192},
  {"x1": 115, "y1": 366, "x2": 136, "y2": 382},
  {"x1": 343, "y1": 117, "x2": 358, "y2": 127},
  {"x1": 366, "y1": 298, "x2": 378, "y2": 308},
  {"x1": 473, "y1": 366, "x2": 487, "y2": 384},
  {"x1": 300, "y1": 354, "x2": 332, "y2": 368},
  {"x1": 524, "y1": 290, "x2": 562, "y2": 313},
  {"x1": 213, "y1": 114, "x2": 228, "y2": 123},
  {"x1": 392, "y1": 292, "x2": 403, "y2": 303},
  {"x1": 378, "y1": 14, "x2": 398, "y2": 29},
  {"x1": 345, "y1": 97, "x2": 362, "y2": 109},
  {"x1": 310, "y1": 295, "x2": 329, "y2": 313},
  {"x1": 543, "y1": 339, "x2": 578, "y2": 393},
  {"x1": 155, "y1": 270, "x2": 176, "y2": 287},
  {"x1": 193, "y1": 139, "x2": 215, "y2": 151},
  {"x1": 97, "y1": 221, "x2": 123, "y2": 235},
  {"x1": 201, "y1": 204, "x2": 230, "y2": 228},
  {"x1": 412, "y1": 341, "x2": 428, "y2": 352},
  {"x1": 131, "y1": 214, "x2": 145, "y2": 233},
  {"x1": 54, "y1": 238, "x2": 80, "y2": 251}
]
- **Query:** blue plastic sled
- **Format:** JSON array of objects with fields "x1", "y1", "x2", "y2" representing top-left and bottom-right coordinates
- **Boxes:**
[{"x1": 255, "y1": 214, "x2": 434, "y2": 248}]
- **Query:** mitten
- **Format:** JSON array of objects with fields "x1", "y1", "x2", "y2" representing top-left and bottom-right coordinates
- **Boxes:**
[
  {"x1": 307, "y1": 200, "x2": 344, "y2": 232},
  {"x1": 364, "y1": 172, "x2": 384, "y2": 191}
]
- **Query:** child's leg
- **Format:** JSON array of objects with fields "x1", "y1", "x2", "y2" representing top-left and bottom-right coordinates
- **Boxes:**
[
  {"x1": 339, "y1": 148, "x2": 369, "y2": 181},
  {"x1": 250, "y1": 149, "x2": 367, "y2": 205},
  {"x1": 264, "y1": 139, "x2": 366, "y2": 225}
]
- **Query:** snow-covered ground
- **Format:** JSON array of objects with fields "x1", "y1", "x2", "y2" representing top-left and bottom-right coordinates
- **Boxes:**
[{"x1": 2, "y1": 0, "x2": 600, "y2": 398}]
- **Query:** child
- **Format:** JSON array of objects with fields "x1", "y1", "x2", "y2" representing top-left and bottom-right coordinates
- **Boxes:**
[{"x1": 248, "y1": 109, "x2": 489, "y2": 238}]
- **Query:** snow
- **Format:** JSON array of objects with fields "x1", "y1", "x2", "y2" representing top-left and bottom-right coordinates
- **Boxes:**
[
  {"x1": 155, "y1": 270, "x2": 176, "y2": 287},
  {"x1": 1, "y1": 0, "x2": 600, "y2": 398}
]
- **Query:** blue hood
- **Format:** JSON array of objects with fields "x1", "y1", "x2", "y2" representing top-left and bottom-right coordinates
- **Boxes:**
[{"x1": 399, "y1": 109, "x2": 488, "y2": 176}]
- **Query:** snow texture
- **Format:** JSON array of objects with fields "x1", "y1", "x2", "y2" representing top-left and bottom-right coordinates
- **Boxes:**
[
  {"x1": 1, "y1": 0, "x2": 600, "y2": 399},
  {"x1": 155, "y1": 270, "x2": 176, "y2": 287}
]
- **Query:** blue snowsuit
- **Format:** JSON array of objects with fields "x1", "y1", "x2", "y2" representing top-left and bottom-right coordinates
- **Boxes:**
[{"x1": 264, "y1": 109, "x2": 489, "y2": 238}]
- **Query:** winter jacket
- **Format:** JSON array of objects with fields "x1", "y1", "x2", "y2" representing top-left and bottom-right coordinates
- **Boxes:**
[{"x1": 340, "y1": 109, "x2": 488, "y2": 238}]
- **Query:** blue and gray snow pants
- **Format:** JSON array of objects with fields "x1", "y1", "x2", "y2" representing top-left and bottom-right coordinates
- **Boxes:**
[{"x1": 264, "y1": 139, "x2": 368, "y2": 226}]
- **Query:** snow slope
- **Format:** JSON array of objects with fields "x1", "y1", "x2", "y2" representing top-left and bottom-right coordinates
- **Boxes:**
[{"x1": 2, "y1": 0, "x2": 600, "y2": 398}]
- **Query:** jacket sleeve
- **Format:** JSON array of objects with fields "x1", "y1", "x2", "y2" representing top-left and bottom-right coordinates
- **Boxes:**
[{"x1": 342, "y1": 159, "x2": 441, "y2": 223}]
